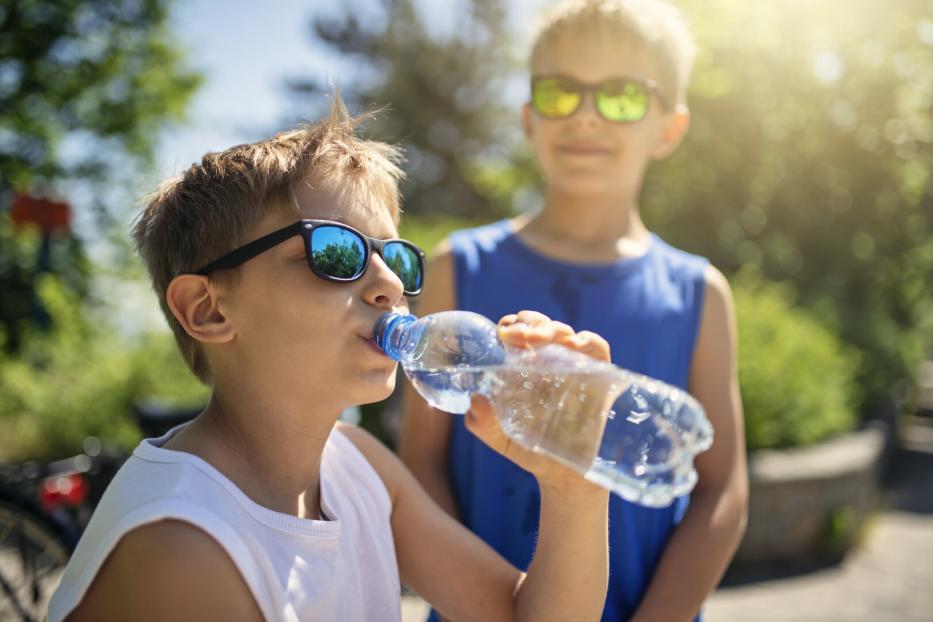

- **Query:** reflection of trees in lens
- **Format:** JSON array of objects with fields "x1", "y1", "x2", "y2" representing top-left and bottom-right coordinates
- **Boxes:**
[
  {"x1": 385, "y1": 246, "x2": 420, "y2": 291},
  {"x1": 313, "y1": 240, "x2": 364, "y2": 278},
  {"x1": 536, "y1": 79, "x2": 578, "y2": 115},
  {"x1": 599, "y1": 83, "x2": 647, "y2": 120}
]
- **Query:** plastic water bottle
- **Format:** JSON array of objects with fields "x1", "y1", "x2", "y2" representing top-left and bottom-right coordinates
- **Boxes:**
[{"x1": 374, "y1": 310, "x2": 713, "y2": 507}]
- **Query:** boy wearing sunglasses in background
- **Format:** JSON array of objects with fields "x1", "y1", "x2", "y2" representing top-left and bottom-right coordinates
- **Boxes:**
[
  {"x1": 48, "y1": 98, "x2": 615, "y2": 621},
  {"x1": 400, "y1": 1, "x2": 748, "y2": 620}
]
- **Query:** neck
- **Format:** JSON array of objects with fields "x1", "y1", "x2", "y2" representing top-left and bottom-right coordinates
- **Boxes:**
[
  {"x1": 167, "y1": 382, "x2": 341, "y2": 519},
  {"x1": 515, "y1": 187, "x2": 651, "y2": 261}
]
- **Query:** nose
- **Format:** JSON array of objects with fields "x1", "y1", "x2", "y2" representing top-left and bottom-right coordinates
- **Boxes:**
[
  {"x1": 570, "y1": 91, "x2": 602, "y2": 126},
  {"x1": 361, "y1": 252, "x2": 405, "y2": 309},
  {"x1": 577, "y1": 91, "x2": 602, "y2": 121}
]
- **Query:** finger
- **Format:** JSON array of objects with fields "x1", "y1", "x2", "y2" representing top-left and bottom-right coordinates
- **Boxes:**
[
  {"x1": 548, "y1": 321, "x2": 575, "y2": 340},
  {"x1": 499, "y1": 314, "x2": 520, "y2": 327},
  {"x1": 499, "y1": 321, "x2": 532, "y2": 348},
  {"x1": 561, "y1": 331, "x2": 611, "y2": 362},
  {"x1": 499, "y1": 318, "x2": 574, "y2": 349},
  {"x1": 500, "y1": 322, "x2": 559, "y2": 348},
  {"x1": 515, "y1": 310, "x2": 551, "y2": 326},
  {"x1": 524, "y1": 321, "x2": 573, "y2": 345}
]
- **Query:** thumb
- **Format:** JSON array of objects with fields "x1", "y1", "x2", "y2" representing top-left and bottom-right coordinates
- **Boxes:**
[{"x1": 464, "y1": 394, "x2": 508, "y2": 453}]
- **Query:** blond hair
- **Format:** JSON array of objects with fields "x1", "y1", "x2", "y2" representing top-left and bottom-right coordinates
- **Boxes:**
[
  {"x1": 530, "y1": 0, "x2": 697, "y2": 106},
  {"x1": 132, "y1": 95, "x2": 405, "y2": 384}
]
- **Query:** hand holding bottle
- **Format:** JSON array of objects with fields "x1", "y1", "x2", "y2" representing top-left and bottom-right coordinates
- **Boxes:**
[{"x1": 466, "y1": 311, "x2": 611, "y2": 495}]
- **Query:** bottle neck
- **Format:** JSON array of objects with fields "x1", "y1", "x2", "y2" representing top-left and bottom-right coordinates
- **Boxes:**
[{"x1": 373, "y1": 312, "x2": 417, "y2": 362}]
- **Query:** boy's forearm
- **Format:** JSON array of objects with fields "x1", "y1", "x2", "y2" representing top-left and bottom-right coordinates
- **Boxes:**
[
  {"x1": 631, "y1": 488, "x2": 747, "y2": 622},
  {"x1": 514, "y1": 483, "x2": 609, "y2": 622}
]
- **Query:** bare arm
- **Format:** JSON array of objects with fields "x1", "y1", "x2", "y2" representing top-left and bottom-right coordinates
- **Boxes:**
[
  {"x1": 68, "y1": 520, "x2": 264, "y2": 622},
  {"x1": 631, "y1": 265, "x2": 749, "y2": 622},
  {"x1": 398, "y1": 240, "x2": 459, "y2": 517},
  {"x1": 347, "y1": 313, "x2": 612, "y2": 622}
]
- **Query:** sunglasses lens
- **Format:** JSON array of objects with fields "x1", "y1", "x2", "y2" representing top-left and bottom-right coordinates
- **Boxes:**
[
  {"x1": 597, "y1": 81, "x2": 650, "y2": 122},
  {"x1": 383, "y1": 242, "x2": 423, "y2": 293},
  {"x1": 532, "y1": 78, "x2": 581, "y2": 118},
  {"x1": 310, "y1": 226, "x2": 366, "y2": 279}
]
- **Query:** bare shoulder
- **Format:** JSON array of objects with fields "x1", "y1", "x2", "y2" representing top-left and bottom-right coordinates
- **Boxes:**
[
  {"x1": 68, "y1": 520, "x2": 262, "y2": 621},
  {"x1": 431, "y1": 236, "x2": 454, "y2": 259},
  {"x1": 697, "y1": 263, "x2": 737, "y2": 343},
  {"x1": 703, "y1": 264, "x2": 735, "y2": 315}
]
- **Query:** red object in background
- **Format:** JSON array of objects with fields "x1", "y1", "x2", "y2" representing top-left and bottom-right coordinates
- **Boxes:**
[
  {"x1": 39, "y1": 473, "x2": 89, "y2": 511},
  {"x1": 11, "y1": 193, "x2": 72, "y2": 234}
]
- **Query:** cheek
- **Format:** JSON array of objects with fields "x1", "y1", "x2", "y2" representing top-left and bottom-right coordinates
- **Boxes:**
[
  {"x1": 529, "y1": 126, "x2": 560, "y2": 171},
  {"x1": 258, "y1": 288, "x2": 351, "y2": 354},
  {"x1": 530, "y1": 120, "x2": 558, "y2": 146}
]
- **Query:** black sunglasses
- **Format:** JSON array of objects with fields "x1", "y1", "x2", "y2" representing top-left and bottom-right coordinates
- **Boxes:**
[
  {"x1": 195, "y1": 219, "x2": 426, "y2": 296},
  {"x1": 531, "y1": 75, "x2": 669, "y2": 123}
]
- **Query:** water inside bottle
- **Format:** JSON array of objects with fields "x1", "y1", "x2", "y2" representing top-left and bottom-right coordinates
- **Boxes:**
[
  {"x1": 405, "y1": 362, "x2": 702, "y2": 506},
  {"x1": 407, "y1": 366, "x2": 484, "y2": 415}
]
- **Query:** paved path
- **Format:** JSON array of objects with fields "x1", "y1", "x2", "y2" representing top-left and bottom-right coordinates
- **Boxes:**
[
  {"x1": 705, "y1": 426, "x2": 933, "y2": 622},
  {"x1": 403, "y1": 421, "x2": 933, "y2": 622},
  {"x1": 704, "y1": 510, "x2": 933, "y2": 621}
]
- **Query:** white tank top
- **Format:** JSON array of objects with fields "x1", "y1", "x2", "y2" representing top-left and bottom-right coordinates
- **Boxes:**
[{"x1": 48, "y1": 425, "x2": 401, "y2": 621}]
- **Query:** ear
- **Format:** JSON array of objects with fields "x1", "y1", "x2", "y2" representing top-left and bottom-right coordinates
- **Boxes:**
[
  {"x1": 166, "y1": 274, "x2": 235, "y2": 344},
  {"x1": 521, "y1": 103, "x2": 535, "y2": 142},
  {"x1": 650, "y1": 104, "x2": 690, "y2": 161}
]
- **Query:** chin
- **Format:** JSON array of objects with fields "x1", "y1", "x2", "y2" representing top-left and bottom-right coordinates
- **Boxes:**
[
  {"x1": 356, "y1": 368, "x2": 398, "y2": 405},
  {"x1": 553, "y1": 176, "x2": 630, "y2": 198}
]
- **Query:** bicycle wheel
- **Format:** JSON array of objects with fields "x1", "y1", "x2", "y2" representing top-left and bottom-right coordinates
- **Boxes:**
[{"x1": 0, "y1": 491, "x2": 73, "y2": 622}]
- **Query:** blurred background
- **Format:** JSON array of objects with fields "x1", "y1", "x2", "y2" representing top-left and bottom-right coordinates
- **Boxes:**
[{"x1": 1, "y1": 0, "x2": 931, "y2": 620}]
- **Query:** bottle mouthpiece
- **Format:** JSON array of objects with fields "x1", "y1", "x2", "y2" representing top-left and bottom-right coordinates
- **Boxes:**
[{"x1": 373, "y1": 312, "x2": 417, "y2": 361}]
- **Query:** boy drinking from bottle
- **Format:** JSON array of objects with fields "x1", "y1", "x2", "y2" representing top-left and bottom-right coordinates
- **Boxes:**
[
  {"x1": 48, "y1": 96, "x2": 612, "y2": 622},
  {"x1": 400, "y1": 1, "x2": 749, "y2": 620}
]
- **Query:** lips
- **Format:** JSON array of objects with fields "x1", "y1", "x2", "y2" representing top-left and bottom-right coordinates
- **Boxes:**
[
  {"x1": 558, "y1": 143, "x2": 613, "y2": 155},
  {"x1": 360, "y1": 334, "x2": 386, "y2": 353}
]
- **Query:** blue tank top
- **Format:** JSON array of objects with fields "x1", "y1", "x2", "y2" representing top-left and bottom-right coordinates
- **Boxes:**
[{"x1": 444, "y1": 219, "x2": 708, "y2": 621}]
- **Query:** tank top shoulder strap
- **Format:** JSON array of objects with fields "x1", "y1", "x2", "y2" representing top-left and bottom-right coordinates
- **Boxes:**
[{"x1": 327, "y1": 425, "x2": 393, "y2": 516}]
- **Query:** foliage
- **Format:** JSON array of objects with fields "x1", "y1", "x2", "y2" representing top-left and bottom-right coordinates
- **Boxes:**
[
  {"x1": 0, "y1": 0, "x2": 202, "y2": 355},
  {"x1": 0, "y1": 275, "x2": 208, "y2": 462},
  {"x1": 313, "y1": 239, "x2": 366, "y2": 278},
  {"x1": 289, "y1": 0, "x2": 527, "y2": 218},
  {"x1": 734, "y1": 270, "x2": 860, "y2": 450},
  {"x1": 0, "y1": 0, "x2": 202, "y2": 186},
  {"x1": 399, "y1": 214, "x2": 488, "y2": 257},
  {"x1": 644, "y1": 0, "x2": 933, "y2": 418}
]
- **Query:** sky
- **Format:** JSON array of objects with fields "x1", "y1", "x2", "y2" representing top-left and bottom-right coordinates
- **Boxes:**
[
  {"x1": 105, "y1": 0, "x2": 546, "y2": 334},
  {"x1": 155, "y1": 0, "x2": 547, "y2": 179}
]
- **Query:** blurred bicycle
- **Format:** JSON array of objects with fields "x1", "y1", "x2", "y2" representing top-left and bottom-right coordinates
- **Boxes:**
[{"x1": 0, "y1": 401, "x2": 200, "y2": 621}]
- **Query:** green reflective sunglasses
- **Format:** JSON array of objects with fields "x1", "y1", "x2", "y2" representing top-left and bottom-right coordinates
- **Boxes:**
[
  {"x1": 531, "y1": 75, "x2": 668, "y2": 123},
  {"x1": 195, "y1": 219, "x2": 425, "y2": 296}
]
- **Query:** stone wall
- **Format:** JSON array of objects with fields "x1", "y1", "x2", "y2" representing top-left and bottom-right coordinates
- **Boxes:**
[{"x1": 734, "y1": 425, "x2": 887, "y2": 565}]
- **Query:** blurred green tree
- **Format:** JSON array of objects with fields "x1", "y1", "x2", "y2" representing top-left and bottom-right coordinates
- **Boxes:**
[
  {"x1": 288, "y1": 0, "x2": 536, "y2": 219},
  {"x1": 0, "y1": 0, "x2": 202, "y2": 351},
  {"x1": 0, "y1": 0, "x2": 201, "y2": 187},
  {"x1": 313, "y1": 240, "x2": 365, "y2": 278},
  {"x1": 734, "y1": 269, "x2": 860, "y2": 450},
  {"x1": 644, "y1": 0, "x2": 933, "y2": 419}
]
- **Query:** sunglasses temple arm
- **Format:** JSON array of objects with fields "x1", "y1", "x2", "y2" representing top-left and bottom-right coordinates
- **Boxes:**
[{"x1": 196, "y1": 223, "x2": 307, "y2": 275}]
